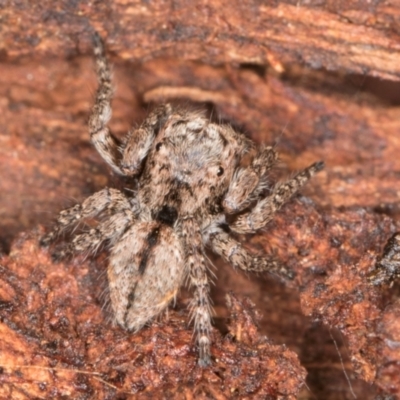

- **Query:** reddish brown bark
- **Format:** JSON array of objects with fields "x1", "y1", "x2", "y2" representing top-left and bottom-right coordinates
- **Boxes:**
[
  {"x1": 0, "y1": 233, "x2": 306, "y2": 398},
  {"x1": 1, "y1": 0, "x2": 400, "y2": 398}
]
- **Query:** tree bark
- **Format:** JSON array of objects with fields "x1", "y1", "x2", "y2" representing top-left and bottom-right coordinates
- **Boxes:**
[{"x1": 1, "y1": 1, "x2": 400, "y2": 398}]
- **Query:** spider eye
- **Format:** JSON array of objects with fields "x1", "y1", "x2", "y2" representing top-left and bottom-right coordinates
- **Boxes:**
[
  {"x1": 155, "y1": 142, "x2": 163, "y2": 151},
  {"x1": 217, "y1": 166, "x2": 224, "y2": 176}
]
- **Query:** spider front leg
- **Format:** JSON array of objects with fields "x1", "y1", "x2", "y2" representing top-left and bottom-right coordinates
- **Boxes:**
[
  {"x1": 40, "y1": 187, "x2": 131, "y2": 247},
  {"x1": 90, "y1": 34, "x2": 172, "y2": 176},
  {"x1": 231, "y1": 161, "x2": 324, "y2": 234},
  {"x1": 208, "y1": 227, "x2": 295, "y2": 280},
  {"x1": 89, "y1": 33, "x2": 122, "y2": 175},
  {"x1": 180, "y1": 218, "x2": 213, "y2": 367}
]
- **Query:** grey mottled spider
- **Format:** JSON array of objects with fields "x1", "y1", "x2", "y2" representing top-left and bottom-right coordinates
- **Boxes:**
[
  {"x1": 368, "y1": 233, "x2": 400, "y2": 286},
  {"x1": 41, "y1": 33, "x2": 324, "y2": 367}
]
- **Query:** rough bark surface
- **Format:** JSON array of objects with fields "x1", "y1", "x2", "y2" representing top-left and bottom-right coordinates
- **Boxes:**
[
  {"x1": 0, "y1": 234, "x2": 306, "y2": 399},
  {"x1": 1, "y1": 0, "x2": 400, "y2": 399}
]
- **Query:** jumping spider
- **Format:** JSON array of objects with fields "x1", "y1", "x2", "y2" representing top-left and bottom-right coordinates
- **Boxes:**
[
  {"x1": 368, "y1": 232, "x2": 400, "y2": 286},
  {"x1": 41, "y1": 33, "x2": 324, "y2": 366}
]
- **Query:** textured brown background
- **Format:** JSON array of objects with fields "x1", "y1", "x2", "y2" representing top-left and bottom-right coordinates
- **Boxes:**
[{"x1": 1, "y1": 0, "x2": 400, "y2": 399}]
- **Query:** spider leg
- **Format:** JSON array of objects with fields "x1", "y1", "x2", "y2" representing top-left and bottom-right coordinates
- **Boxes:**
[
  {"x1": 40, "y1": 187, "x2": 132, "y2": 246},
  {"x1": 230, "y1": 161, "x2": 324, "y2": 234},
  {"x1": 223, "y1": 146, "x2": 278, "y2": 213},
  {"x1": 51, "y1": 209, "x2": 135, "y2": 261},
  {"x1": 89, "y1": 33, "x2": 123, "y2": 175},
  {"x1": 208, "y1": 227, "x2": 295, "y2": 280},
  {"x1": 90, "y1": 34, "x2": 172, "y2": 176},
  {"x1": 180, "y1": 218, "x2": 213, "y2": 367}
]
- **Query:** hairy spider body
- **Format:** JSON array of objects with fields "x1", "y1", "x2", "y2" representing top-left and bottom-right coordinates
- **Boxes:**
[{"x1": 41, "y1": 33, "x2": 324, "y2": 366}]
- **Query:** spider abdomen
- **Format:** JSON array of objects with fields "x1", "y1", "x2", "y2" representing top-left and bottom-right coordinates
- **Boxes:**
[{"x1": 108, "y1": 221, "x2": 185, "y2": 331}]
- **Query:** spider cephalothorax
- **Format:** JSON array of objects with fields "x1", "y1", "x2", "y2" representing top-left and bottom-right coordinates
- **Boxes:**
[{"x1": 41, "y1": 33, "x2": 323, "y2": 366}]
